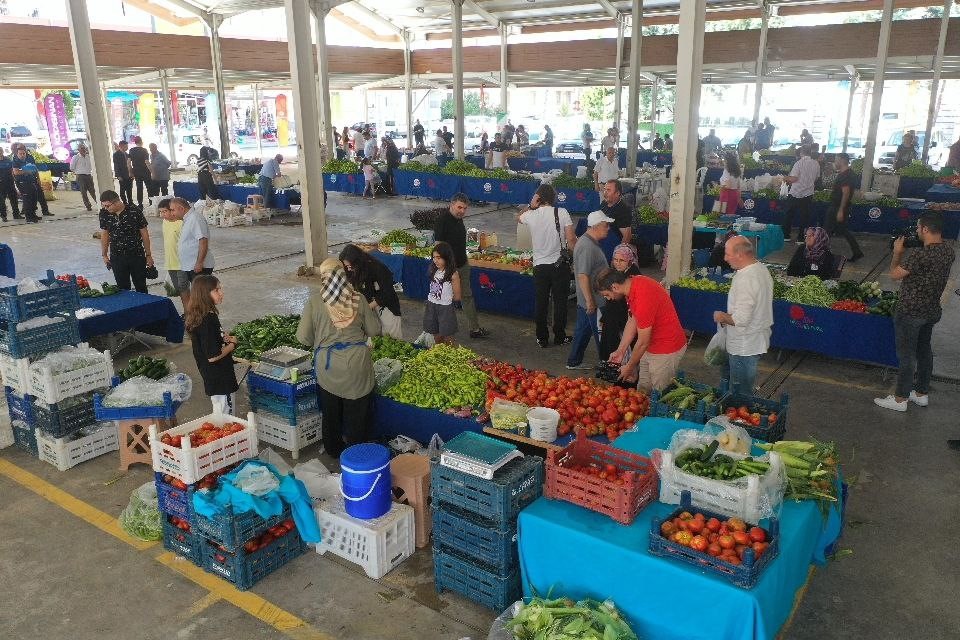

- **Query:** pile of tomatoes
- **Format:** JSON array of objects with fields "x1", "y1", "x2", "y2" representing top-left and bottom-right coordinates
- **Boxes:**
[
  {"x1": 831, "y1": 299, "x2": 868, "y2": 313},
  {"x1": 723, "y1": 405, "x2": 778, "y2": 429},
  {"x1": 241, "y1": 519, "x2": 297, "y2": 555},
  {"x1": 660, "y1": 511, "x2": 770, "y2": 566},
  {"x1": 159, "y1": 464, "x2": 236, "y2": 491},
  {"x1": 476, "y1": 360, "x2": 649, "y2": 440},
  {"x1": 565, "y1": 462, "x2": 631, "y2": 486},
  {"x1": 57, "y1": 273, "x2": 90, "y2": 289},
  {"x1": 168, "y1": 515, "x2": 193, "y2": 533},
  {"x1": 159, "y1": 421, "x2": 246, "y2": 449}
]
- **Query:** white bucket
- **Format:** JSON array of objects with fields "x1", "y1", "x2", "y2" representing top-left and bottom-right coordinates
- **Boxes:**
[{"x1": 526, "y1": 407, "x2": 559, "y2": 442}]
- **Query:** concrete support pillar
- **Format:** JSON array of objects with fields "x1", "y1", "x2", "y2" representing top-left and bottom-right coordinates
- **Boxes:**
[
  {"x1": 861, "y1": 0, "x2": 894, "y2": 193},
  {"x1": 649, "y1": 77, "x2": 658, "y2": 145},
  {"x1": 613, "y1": 15, "x2": 624, "y2": 129},
  {"x1": 499, "y1": 24, "x2": 508, "y2": 116},
  {"x1": 159, "y1": 70, "x2": 178, "y2": 169},
  {"x1": 361, "y1": 88, "x2": 368, "y2": 124},
  {"x1": 253, "y1": 83, "x2": 264, "y2": 160},
  {"x1": 284, "y1": 0, "x2": 328, "y2": 267},
  {"x1": 626, "y1": 1, "x2": 643, "y2": 173},
  {"x1": 842, "y1": 74, "x2": 858, "y2": 155},
  {"x1": 207, "y1": 13, "x2": 231, "y2": 157},
  {"x1": 752, "y1": 1, "x2": 770, "y2": 126},
  {"x1": 313, "y1": 5, "x2": 333, "y2": 151},
  {"x1": 922, "y1": 0, "x2": 951, "y2": 164},
  {"x1": 65, "y1": 0, "x2": 114, "y2": 196},
  {"x1": 100, "y1": 81, "x2": 115, "y2": 148},
  {"x1": 665, "y1": 0, "x2": 706, "y2": 285},
  {"x1": 404, "y1": 32, "x2": 413, "y2": 149},
  {"x1": 452, "y1": 0, "x2": 465, "y2": 160}
]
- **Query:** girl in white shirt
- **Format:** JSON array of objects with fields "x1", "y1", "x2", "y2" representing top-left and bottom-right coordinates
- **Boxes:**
[{"x1": 423, "y1": 241, "x2": 461, "y2": 345}]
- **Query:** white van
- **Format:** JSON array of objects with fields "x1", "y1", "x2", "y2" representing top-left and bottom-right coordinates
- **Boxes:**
[{"x1": 876, "y1": 130, "x2": 949, "y2": 169}]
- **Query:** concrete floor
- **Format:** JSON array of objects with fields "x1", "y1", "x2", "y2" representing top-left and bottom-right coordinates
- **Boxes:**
[{"x1": 1, "y1": 184, "x2": 959, "y2": 640}]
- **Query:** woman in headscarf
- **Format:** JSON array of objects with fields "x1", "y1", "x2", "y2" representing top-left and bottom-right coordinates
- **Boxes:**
[
  {"x1": 296, "y1": 258, "x2": 382, "y2": 458},
  {"x1": 787, "y1": 227, "x2": 836, "y2": 280},
  {"x1": 598, "y1": 243, "x2": 642, "y2": 360}
]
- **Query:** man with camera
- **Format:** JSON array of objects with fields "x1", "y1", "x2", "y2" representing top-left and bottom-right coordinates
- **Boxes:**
[{"x1": 874, "y1": 213, "x2": 955, "y2": 412}]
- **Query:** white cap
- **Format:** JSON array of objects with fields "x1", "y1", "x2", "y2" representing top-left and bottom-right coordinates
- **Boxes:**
[{"x1": 587, "y1": 210, "x2": 615, "y2": 227}]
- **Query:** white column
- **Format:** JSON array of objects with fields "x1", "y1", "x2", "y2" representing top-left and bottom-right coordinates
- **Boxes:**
[
  {"x1": 284, "y1": 0, "x2": 328, "y2": 267},
  {"x1": 207, "y1": 13, "x2": 231, "y2": 157},
  {"x1": 65, "y1": 0, "x2": 114, "y2": 196},
  {"x1": 253, "y1": 83, "x2": 263, "y2": 160},
  {"x1": 613, "y1": 15, "x2": 624, "y2": 129},
  {"x1": 665, "y1": 0, "x2": 706, "y2": 284},
  {"x1": 752, "y1": 1, "x2": 770, "y2": 126},
  {"x1": 649, "y1": 76, "x2": 658, "y2": 145},
  {"x1": 100, "y1": 81, "x2": 115, "y2": 148},
  {"x1": 313, "y1": 5, "x2": 333, "y2": 151},
  {"x1": 842, "y1": 74, "x2": 857, "y2": 155},
  {"x1": 861, "y1": 0, "x2": 894, "y2": 193},
  {"x1": 452, "y1": 0, "x2": 465, "y2": 160},
  {"x1": 404, "y1": 31, "x2": 413, "y2": 149},
  {"x1": 499, "y1": 24, "x2": 508, "y2": 117},
  {"x1": 625, "y1": 1, "x2": 643, "y2": 173},
  {"x1": 361, "y1": 88, "x2": 368, "y2": 123},
  {"x1": 922, "y1": 0, "x2": 951, "y2": 164},
  {"x1": 159, "y1": 70, "x2": 178, "y2": 169}
]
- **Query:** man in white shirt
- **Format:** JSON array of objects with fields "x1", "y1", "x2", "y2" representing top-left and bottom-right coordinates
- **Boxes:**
[
  {"x1": 70, "y1": 143, "x2": 96, "y2": 211},
  {"x1": 172, "y1": 197, "x2": 215, "y2": 283},
  {"x1": 362, "y1": 132, "x2": 377, "y2": 160},
  {"x1": 258, "y1": 154, "x2": 283, "y2": 209},
  {"x1": 780, "y1": 146, "x2": 821, "y2": 244},
  {"x1": 712, "y1": 236, "x2": 773, "y2": 394},
  {"x1": 600, "y1": 128, "x2": 618, "y2": 155},
  {"x1": 594, "y1": 146, "x2": 621, "y2": 191},
  {"x1": 517, "y1": 184, "x2": 578, "y2": 348}
]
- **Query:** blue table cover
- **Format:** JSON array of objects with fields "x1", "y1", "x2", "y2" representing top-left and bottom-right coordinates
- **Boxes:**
[
  {"x1": 669, "y1": 286, "x2": 897, "y2": 366},
  {"x1": 556, "y1": 187, "x2": 601, "y2": 213},
  {"x1": 460, "y1": 175, "x2": 539, "y2": 205},
  {"x1": 324, "y1": 172, "x2": 366, "y2": 195},
  {"x1": 695, "y1": 224, "x2": 784, "y2": 259},
  {"x1": 0, "y1": 244, "x2": 14, "y2": 278},
  {"x1": 172, "y1": 181, "x2": 294, "y2": 209},
  {"x1": 617, "y1": 150, "x2": 673, "y2": 168},
  {"x1": 907, "y1": 202, "x2": 960, "y2": 239},
  {"x1": 896, "y1": 176, "x2": 936, "y2": 199},
  {"x1": 508, "y1": 157, "x2": 579, "y2": 175},
  {"x1": 395, "y1": 170, "x2": 462, "y2": 201},
  {"x1": 925, "y1": 183, "x2": 960, "y2": 203},
  {"x1": 79, "y1": 291, "x2": 185, "y2": 343},
  {"x1": 634, "y1": 223, "x2": 669, "y2": 246},
  {"x1": 372, "y1": 394, "x2": 482, "y2": 443},
  {"x1": 519, "y1": 417, "x2": 843, "y2": 640},
  {"x1": 462, "y1": 155, "x2": 487, "y2": 169},
  {"x1": 37, "y1": 162, "x2": 71, "y2": 177}
]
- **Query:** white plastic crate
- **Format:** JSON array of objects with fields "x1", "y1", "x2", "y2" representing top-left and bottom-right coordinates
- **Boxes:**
[
  {"x1": 659, "y1": 449, "x2": 784, "y2": 523},
  {"x1": 315, "y1": 496, "x2": 415, "y2": 579},
  {"x1": 28, "y1": 345, "x2": 114, "y2": 404},
  {"x1": 0, "y1": 353, "x2": 30, "y2": 395},
  {"x1": 0, "y1": 412, "x2": 13, "y2": 450},
  {"x1": 148, "y1": 412, "x2": 258, "y2": 485},
  {"x1": 255, "y1": 410, "x2": 322, "y2": 460},
  {"x1": 36, "y1": 422, "x2": 119, "y2": 471}
]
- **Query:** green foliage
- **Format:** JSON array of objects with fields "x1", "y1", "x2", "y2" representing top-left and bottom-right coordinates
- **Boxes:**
[
  {"x1": 582, "y1": 87, "x2": 613, "y2": 122},
  {"x1": 440, "y1": 93, "x2": 498, "y2": 121},
  {"x1": 40, "y1": 89, "x2": 76, "y2": 121}
]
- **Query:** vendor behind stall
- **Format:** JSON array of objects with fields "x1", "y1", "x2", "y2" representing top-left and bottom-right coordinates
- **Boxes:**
[
  {"x1": 258, "y1": 154, "x2": 283, "y2": 209},
  {"x1": 787, "y1": 227, "x2": 836, "y2": 280}
]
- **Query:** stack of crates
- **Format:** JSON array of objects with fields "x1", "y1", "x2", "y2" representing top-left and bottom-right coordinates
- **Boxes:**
[
  {"x1": 247, "y1": 370, "x2": 321, "y2": 459},
  {"x1": 431, "y1": 450, "x2": 545, "y2": 610}
]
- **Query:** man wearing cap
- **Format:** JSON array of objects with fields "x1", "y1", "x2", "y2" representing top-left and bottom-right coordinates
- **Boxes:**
[
  {"x1": 566, "y1": 210, "x2": 613, "y2": 370},
  {"x1": 258, "y1": 154, "x2": 283, "y2": 209}
]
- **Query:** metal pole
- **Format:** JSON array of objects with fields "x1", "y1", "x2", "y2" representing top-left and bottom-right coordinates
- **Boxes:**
[
  {"x1": 65, "y1": 0, "x2": 114, "y2": 196},
  {"x1": 861, "y1": 0, "x2": 894, "y2": 193},
  {"x1": 922, "y1": 0, "x2": 951, "y2": 164},
  {"x1": 100, "y1": 81, "x2": 115, "y2": 149},
  {"x1": 752, "y1": 1, "x2": 770, "y2": 126},
  {"x1": 313, "y1": 5, "x2": 333, "y2": 151},
  {"x1": 842, "y1": 74, "x2": 857, "y2": 155},
  {"x1": 159, "y1": 70, "x2": 178, "y2": 169},
  {"x1": 613, "y1": 15, "x2": 624, "y2": 130},
  {"x1": 207, "y1": 13, "x2": 231, "y2": 157},
  {"x1": 649, "y1": 76, "x2": 658, "y2": 145},
  {"x1": 284, "y1": 0, "x2": 328, "y2": 267},
  {"x1": 253, "y1": 83, "x2": 263, "y2": 160},
  {"x1": 404, "y1": 31, "x2": 413, "y2": 149},
  {"x1": 665, "y1": 0, "x2": 706, "y2": 284},
  {"x1": 452, "y1": 0, "x2": 465, "y2": 160},
  {"x1": 499, "y1": 23, "x2": 508, "y2": 118},
  {"x1": 626, "y1": 1, "x2": 643, "y2": 173}
]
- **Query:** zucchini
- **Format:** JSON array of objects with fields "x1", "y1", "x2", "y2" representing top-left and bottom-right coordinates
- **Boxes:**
[{"x1": 700, "y1": 440, "x2": 719, "y2": 462}]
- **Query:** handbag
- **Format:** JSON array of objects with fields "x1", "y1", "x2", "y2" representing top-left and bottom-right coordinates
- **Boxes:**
[{"x1": 553, "y1": 206, "x2": 573, "y2": 268}]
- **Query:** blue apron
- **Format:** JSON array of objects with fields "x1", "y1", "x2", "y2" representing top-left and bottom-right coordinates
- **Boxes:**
[{"x1": 314, "y1": 340, "x2": 368, "y2": 371}]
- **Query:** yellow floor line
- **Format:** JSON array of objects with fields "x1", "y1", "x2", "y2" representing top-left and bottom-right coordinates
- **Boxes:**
[
  {"x1": 186, "y1": 592, "x2": 222, "y2": 618},
  {"x1": 155, "y1": 552, "x2": 334, "y2": 640},
  {"x1": 783, "y1": 371, "x2": 886, "y2": 393},
  {"x1": 0, "y1": 458, "x2": 157, "y2": 551}
]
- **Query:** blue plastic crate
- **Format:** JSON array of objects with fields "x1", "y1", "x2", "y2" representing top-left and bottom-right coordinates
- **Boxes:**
[
  {"x1": 194, "y1": 503, "x2": 293, "y2": 551},
  {"x1": 0, "y1": 314, "x2": 80, "y2": 359},
  {"x1": 161, "y1": 514, "x2": 203, "y2": 566},
  {"x1": 718, "y1": 386, "x2": 789, "y2": 443},
  {"x1": 12, "y1": 419, "x2": 38, "y2": 455},
  {"x1": 155, "y1": 472, "x2": 194, "y2": 523},
  {"x1": 94, "y1": 389, "x2": 180, "y2": 421},
  {"x1": 5, "y1": 386, "x2": 35, "y2": 424},
  {"x1": 0, "y1": 270, "x2": 80, "y2": 323},
  {"x1": 649, "y1": 371, "x2": 727, "y2": 424},
  {"x1": 248, "y1": 389, "x2": 319, "y2": 424},
  {"x1": 33, "y1": 392, "x2": 98, "y2": 439},
  {"x1": 247, "y1": 371, "x2": 317, "y2": 402},
  {"x1": 201, "y1": 529, "x2": 306, "y2": 591},
  {"x1": 433, "y1": 504, "x2": 518, "y2": 574},
  {"x1": 648, "y1": 491, "x2": 779, "y2": 589},
  {"x1": 433, "y1": 547, "x2": 521, "y2": 611},
  {"x1": 430, "y1": 456, "x2": 543, "y2": 531}
]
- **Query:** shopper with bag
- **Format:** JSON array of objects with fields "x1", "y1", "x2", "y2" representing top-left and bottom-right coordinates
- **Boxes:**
[
  {"x1": 518, "y1": 184, "x2": 577, "y2": 348},
  {"x1": 712, "y1": 236, "x2": 774, "y2": 394},
  {"x1": 338, "y1": 244, "x2": 403, "y2": 339}
]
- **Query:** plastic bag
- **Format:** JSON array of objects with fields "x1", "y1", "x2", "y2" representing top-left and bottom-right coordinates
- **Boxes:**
[
  {"x1": 102, "y1": 373, "x2": 192, "y2": 408},
  {"x1": 118, "y1": 482, "x2": 162, "y2": 541},
  {"x1": 779, "y1": 181, "x2": 790, "y2": 198},
  {"x1": 704, "y1": 324, "x2": 728, "y2": 367},
  {"x1": 373, "y1": 357, "x2": 404, "y2": 392},
  {"x1": 412, "y1": 331, "x2": 435, "y2": 348},
  {"x1": 489, "y1": 397, "x2": 530, "y2": 431},
  {"x1": 259, "y1": 447, "x2": 293, "y2": 476},
  {"x1": 30, "y1": 344, "x2": 104, "y2": 375},
  {"x1": 651, "y1": 186, "x2": 669, "y2": 212},
  {"x1": 425, "y1": 433, "x2": 444, "y2": 460},
  {"x1": 293, "y1": 458, "x2": 339, "y2": 503},
  {"x1": 704, "y1": 418, "x2": 753, "y2": 455},
  {"x1": 388, "y1": 435, "x2": 422, "y2": 455},
  {"x1": 234, "y1": 463, "x2": 280, "y2": 496},
  {"x1": 753, "y1": 173, "x2": 773, "y2": 190},
  {"x1": 487, "y1": 600, "x2": 524, "y2": 640}
]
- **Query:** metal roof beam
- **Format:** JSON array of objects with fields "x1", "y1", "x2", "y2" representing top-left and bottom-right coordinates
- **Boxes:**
[
  {"x1": 351, "y1": 1, "x2": 406, "y2": 36},
  {"x1": 102, "y1": 68, "x2": 166, "y2": 87},
  {"x1": 597, "y1": 0, "x2": 620, "y2": 19},
  {"x1": 158, "y1": 0, "x2": 208, "y2": 18},
  {"x1": 464, "y1": 0, "x2": 501, "y2": 28}
]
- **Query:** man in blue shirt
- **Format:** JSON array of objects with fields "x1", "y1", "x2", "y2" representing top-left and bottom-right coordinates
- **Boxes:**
[
  {"x1": 11, "y1": 146, "x2": 40, "y2": 223},
  {"x1": 0, "y1": 148, "x2": 20, "y2": 221},
  {"x1": 258, "y1": 154, "x2": 283, "y2": 209}
]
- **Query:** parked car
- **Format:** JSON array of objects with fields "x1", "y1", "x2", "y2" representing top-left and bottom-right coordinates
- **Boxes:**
[
  {"x1": 877, "y1": 130, "x2": 950, "y2": 169},
  {"x1": 554, "y1": 141, "x2": 588, "y2": 158},
  {"x1": 1, "y1": 125, "x2": 38, "y2": 151},
  {"x1": 176, "y1": 131, "x2": 215, "y2": 165}
]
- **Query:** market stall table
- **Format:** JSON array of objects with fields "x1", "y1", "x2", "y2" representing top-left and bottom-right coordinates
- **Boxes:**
[
  {"x1": 508, "y1": 157, "x2": 578, "y2": 175},
  {"x1": 695, "y1": 224, "x2": 784, "y2": 259},
  {"x1": 78, "y1": 290, "x2": 185, "y2": 344},
  {"x1": 925, "y1": 183, "x2": 960, "y2": 203},
  {"x1": 172, "y1": 181, "x2": 296, "y2": 210},
  {"x1": 394, "y1": 170, "x2": 463, "y2": 201},
  {"x1": 460, "y1": 175, "x2": 539, "y2": 206},
  {"x1": 0, "y1": 244, "x2": 14, "y2": 278},
  {"x1": 556, "y1": 187, "x2": 601, "y2": 213},
  {"x1": 519, "y1": 417, "x2": 843, "y2": 640}
]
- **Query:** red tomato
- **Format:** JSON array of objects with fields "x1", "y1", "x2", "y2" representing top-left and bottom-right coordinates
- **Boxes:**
[
  {"x1": 748, "y1": 526, "x2": 767, "y2": 543},
  {"x1": 661, "y1": 521, "x2": 677, "y2": 537},
  {"x1": 706, "y1": 517, "x2": 721, "y2": 533},
  {"x1": 733, "y1": 531, "x2": 750, "y2": 546},
  {"x1": 718, "y1": 535, "x2": 735, "y2": 550},
  {"x1": 707, "y1": 543, "x2": 723, "y2": 557},
  {"x1": 727, "y1": 517, "x2": 747, "y2": 532},
  {"x1": 689, "y1": 535, "x2": 709, "y2": 552},
  {"x1": 686, "y1": 519, "x2": 705, "y2": 535}
]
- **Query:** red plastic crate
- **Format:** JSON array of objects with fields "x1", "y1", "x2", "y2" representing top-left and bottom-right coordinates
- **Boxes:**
[{"x1": 545, "y1": 430, "x2": 659, "y2": 525}]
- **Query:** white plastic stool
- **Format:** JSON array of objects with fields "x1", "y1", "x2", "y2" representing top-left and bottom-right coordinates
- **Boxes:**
[{"x1": 315, "y1": 496, "x2": 414, "y2": 579}]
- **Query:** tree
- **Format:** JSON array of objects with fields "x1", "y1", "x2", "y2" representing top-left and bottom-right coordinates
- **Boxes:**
[
  {"x1": 582, "y1": 87, "x2": 613, "y2": 122},
  {"x1": 439, "y1": 93, "x2": 498, "y2": 120}
]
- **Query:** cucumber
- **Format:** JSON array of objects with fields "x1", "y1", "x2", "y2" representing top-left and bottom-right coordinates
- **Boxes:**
[{"x1": 700, "y1": 440, "x2": 720, "y2": 462}]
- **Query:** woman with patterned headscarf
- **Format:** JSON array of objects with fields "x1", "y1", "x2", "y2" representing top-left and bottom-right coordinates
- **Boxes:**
[
  {"x1": 296, "y1": 257, "x2": 382, "y2": 458},
  {"x1": 787, "y1": 226, "x2": 836, "y2": 280},
  {"x1": 598, "y1": 243, "x2": 642, "y2": 360}
]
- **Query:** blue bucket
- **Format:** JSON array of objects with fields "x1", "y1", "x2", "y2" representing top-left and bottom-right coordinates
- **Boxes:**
[{"x1": 340, "y1": 443, "x2": 392, "y2": 519}]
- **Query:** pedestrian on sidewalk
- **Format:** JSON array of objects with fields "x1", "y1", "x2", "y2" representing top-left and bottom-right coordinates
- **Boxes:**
[
  {"x1": 433, "y1": 193, "x2": 490, "y2": 339},
  {"x1": 129, "y1": 136, "x2": 151, "y2": 207},
  {"x1": 98, "y1": 190, "x2": 153, "y2": 292},
  {"x1": 70, "y1": 143, "x2": 96, "y2": 211},
  {"x1": 149, "y1": 143, "x2": 171, "y2": 197},
  {"x1": 0, "y1": 147, "x2": 21, "y2": 220},
  {"x1": 827, "y1": 153, "x2": 863, "y2": 263},
  {"x1": 113, "y1": 140, "x2": 134, "y2": 205}
]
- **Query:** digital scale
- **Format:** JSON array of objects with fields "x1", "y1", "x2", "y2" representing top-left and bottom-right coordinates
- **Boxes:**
[
  {"x1": 439, "y1": 431, "x2": 524, "y2": 480},
  {"x1": 252, "y1": 346, "x2": 312, "y2": 381}
]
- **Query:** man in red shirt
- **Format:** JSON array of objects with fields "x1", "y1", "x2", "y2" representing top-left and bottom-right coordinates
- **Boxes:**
[{"x1": 598, "y1": 269, "x2": 688, "y2": 392}]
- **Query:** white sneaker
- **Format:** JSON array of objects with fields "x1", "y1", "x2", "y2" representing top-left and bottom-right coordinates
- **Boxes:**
[
  {"x1": 909, "y1": 391, "x2": 929, "y2": 407},
  {"x1": 873, "y1": 395, "x2": 907, "y2": 412}
]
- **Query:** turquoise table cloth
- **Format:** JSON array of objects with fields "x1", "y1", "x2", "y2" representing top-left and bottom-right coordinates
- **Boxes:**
[
  {"x1": 518, "y1": 417, "x2": 843, "y2": 640},
  {"x1": 695, "y1": 224, "x2": 784, "y2": 259}
]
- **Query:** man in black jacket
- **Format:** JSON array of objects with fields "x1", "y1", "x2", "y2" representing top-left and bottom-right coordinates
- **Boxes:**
[{"x1": 433, "y1": 193, "x2": 490, "y2": 339}]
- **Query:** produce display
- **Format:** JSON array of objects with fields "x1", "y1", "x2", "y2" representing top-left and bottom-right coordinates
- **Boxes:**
[
  {"x1": 399, "y1": 161, "x2": 443, "y2": 174},
  {"x1": 783, "y1": 275, "x2": 835, "y2": 307},
  {"x1": 409, "y1": 206, "x2": 446, "y2": 230},
  {"x1": 925, "y1": 202, "x2": 960, "y2": 210},
  {"x1": 551, "y1": 174, "x2": 594, "y2": 190},
  {"x1": 752, "y1": 187, "x2": 781, "y2": 201},
  {"x1": 674, "y1": 441, "x2": 770, "y2": 480},
  {"x1": 831, "y1": 300, "x2": 868, "y2": 313},
  {"x1": 638, "y1": 203, "x2": 668, "y2": 225},
  {"x1": 158, "y1": 420, "x2": 246, "y2": 449},
  {"x1": 158, "y1": 463, "x2": 237, "y2": 491},
  {"x1": 241, "y1": 519, "x2": 297, "y2": 554},
  {"x1": 118, "y1": 355, "x2": 171, "y2": 381},
  {"x1": 503, "y1": 597, "x2": 638, "y2": 640},
  {"x1": 234, "y1": 174, "x2": 258, "y2": 185},
  {"x1": 852, "y1": 194, "x2": 901, "y2": 208},
  {"x1": 232, "y1": 315, "x2": 305, "y2": 361},
  {"x1": 723, "y1": 404, "x2": 779, "y2": 430},
  {"x1": 658, "y1": 511, "x2": 771, "y2": 565},
  {"x1": 379, "y1": 229, "x2": 419, "y2": 247},
  {"x1": 741, "y1": 156, "x2": 760, "y2": 170},
  {"x1": 467, "y1": 249, "x2": 533, "y2": 273},
  {"x1": 939, "y1": 175, "x2": 960, "y2": 188},
  {"x1": 57, "y1": 273, "x2": 121, "y2": 298},
  {"x1": 56, "y1": 273, "x2": 89, "y2": 289},
  {"x1": 442, "y1": 159, "x2": 481, "y2": 176},
  {"x1": 757, "y1": 439, "x2": 839, "y2": 511},
  {"x1": 657, "y1": 383, "x2": 718, "y2": 413},
  {"x1": 868, "y1": 292, "x2": 898, "y2": 316},
  {"x1": 813, "y1": 190, "x2": 832, "y2": 203},
  {"x1": 384, "y1": 344, "x2": 487, "y2": 410},
  {"x1": 322, "y1": 158, "x2": 360, "y2": 174},
  {"x1": 897, "y1": 161, "x2": 938, "y2": 178},
  {"x1": 673, "y1": 276, "x2": 730, "y2": 293},
  {"x1": 371, "y1": 335, "x2": 418, "y2": 362}
]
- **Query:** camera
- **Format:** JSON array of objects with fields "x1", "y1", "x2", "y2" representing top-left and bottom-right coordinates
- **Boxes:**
[{"x1": 890, "y1": 226, "x2": 923, "y2": 249}]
